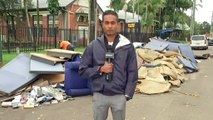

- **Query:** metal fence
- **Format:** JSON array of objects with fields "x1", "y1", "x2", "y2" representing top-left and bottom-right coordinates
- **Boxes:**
[{"x1": 0, "y1": 26, "x2": 154, "y2": 53}]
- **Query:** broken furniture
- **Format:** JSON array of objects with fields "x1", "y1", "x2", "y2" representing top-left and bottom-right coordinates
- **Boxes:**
[
  {"x1": 0, "y1": 54, "x2": 39, "y2": 95},
  {"x1": 64, "y1": 61, "x2": 92, "y2": 96},
  {"x1": 30, "y1": 53, "x2": 66, "y2": 65}
]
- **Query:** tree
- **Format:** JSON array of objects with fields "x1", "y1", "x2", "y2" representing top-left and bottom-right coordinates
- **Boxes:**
[
  {"x1": 200, "y1": 21, "x2": 210, "y2": 34},
  {"x1": 0, "y1": 0, "x2": 22, "y2": 40},
  {"x1": 134, "y1": 0, "x2": 166, "y2": 33},
  {"x1": 47, "y1": 0, "x2": 60, "y2": 29},
  {"x1": 190, "y1": 0, "x2": 202, "y2": 36},
  {"x1": 47, "y1": 0, "x2": 60, "y2": 48},
  {"x1": 108, "y1": 0, "x2": 193, "y2": 33},
  {"x1": 109, "y1": 0, "x2": 125, "y2": 12},
  {"x1": 23, "y1": 0, "x2": 34, "y2": 43},
  {"x1": 194, "y1": 22, "x2": 201, "y2": 34},
  {"x1": 158, "y1": 0, "x2": 193, "y2": 30}
]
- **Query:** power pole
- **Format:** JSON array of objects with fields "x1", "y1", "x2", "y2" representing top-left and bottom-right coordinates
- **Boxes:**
[
  {"x1": 190, "y1": 0, "x2": 196, "y2": 36},
  {"x1": 89, "y1": 0, "x2": 96, "y2": 43}
]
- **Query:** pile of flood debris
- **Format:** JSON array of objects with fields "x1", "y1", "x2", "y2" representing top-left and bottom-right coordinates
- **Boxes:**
[
  {"x1": 135, "y1": 39, "x2": 200, "y2": 94},
  {"x1": 1, "y1": 83, "x2": 73, "y2": 109},
  {"x1": 0, "y1": 49, "x2": 82, "y2": 109}
]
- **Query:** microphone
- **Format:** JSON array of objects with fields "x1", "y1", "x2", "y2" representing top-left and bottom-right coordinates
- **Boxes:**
[{"x1": 105, "y1": 45, "x2": 114, "y2": 81}]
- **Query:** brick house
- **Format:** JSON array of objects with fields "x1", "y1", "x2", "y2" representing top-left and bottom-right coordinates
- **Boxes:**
[
  {"x1": 0, "y1": 0, "x2": 103, "y2": 46},
  {"x1": 0, "y1": 0, "x2": 142, "y2": 47},
  {"x1": 29, "y1": 0, "x2": 103, "y2": 44}
]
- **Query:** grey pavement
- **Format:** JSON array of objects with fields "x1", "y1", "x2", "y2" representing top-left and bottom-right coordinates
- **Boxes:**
[{"x1": 0, "y1": 48, "x2": 213, "y2": 120}]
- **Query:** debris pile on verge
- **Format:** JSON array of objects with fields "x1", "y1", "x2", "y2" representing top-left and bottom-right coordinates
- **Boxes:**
[
  {"x1": 0, "y1": 49, "x2": 82, "y2": 109},
  {"x1": 1, "y1": 84, "x2": 73, "y2": 109},
  {"x1": 135, "y1": 39, "x2": 199, "y2": 94}
]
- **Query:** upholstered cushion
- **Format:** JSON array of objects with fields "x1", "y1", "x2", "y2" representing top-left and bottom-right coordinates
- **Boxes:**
[{"x1": 64, "y1": 61, "x2": 92, "y2": 96}]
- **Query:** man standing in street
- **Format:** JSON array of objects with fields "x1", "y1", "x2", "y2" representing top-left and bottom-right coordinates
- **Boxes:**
[{"x1": 79, "y1": 10, "x2": 138, "y2": 120}]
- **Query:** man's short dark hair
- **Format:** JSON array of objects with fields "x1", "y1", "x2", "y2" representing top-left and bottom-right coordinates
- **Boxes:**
[{"x1": 102, "y1": 10, "x2": 119, "y2": 22}]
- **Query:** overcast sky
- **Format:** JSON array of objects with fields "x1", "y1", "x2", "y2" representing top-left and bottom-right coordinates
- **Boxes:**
[{"x1": 97, "y1": 0, "x2": 213, "y2": 24}]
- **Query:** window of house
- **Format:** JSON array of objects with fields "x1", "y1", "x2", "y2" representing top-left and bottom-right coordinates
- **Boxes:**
[
  {"x1": 77, "y1": 15, "x2": 88, "y2": 23},
  {"x1": 48, "y1": 15, "x2": 59, "y2": 37}
]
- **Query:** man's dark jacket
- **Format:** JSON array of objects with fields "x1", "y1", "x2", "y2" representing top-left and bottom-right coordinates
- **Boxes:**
[{"x1": 79, "y1": 34, "x2": 138, "y2": 98}]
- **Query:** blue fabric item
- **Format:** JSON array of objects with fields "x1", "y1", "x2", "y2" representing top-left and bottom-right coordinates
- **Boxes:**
[
  {"x1": 66, "y1": 88, "x2": 92, "y2": 96},
  {"x1": 64, "y1": 61, "x2": 92, "y2": 96},
  {"x1": 178, "y1": 57, "x2": 198, "y2": 73},
  {"x1": 166, "y1": 42, "x2": 179, "y2": 51},
  {"x1": 167, "y1": 42, "x2": 197, "y2": 65},
  {"x1": 73, "y1": 54, "x2": 81, "y2": 61},
  {"x1": 178, "y1": 45, "x2": 197, "y2": 65}
]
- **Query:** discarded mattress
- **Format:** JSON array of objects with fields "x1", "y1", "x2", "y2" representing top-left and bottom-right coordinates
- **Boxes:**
[
  {"x1": 166, "y1": 42, "x2": 197, "y2": 65},
  {"x1": 0, "y1": 54, "x2": 39, "y2": 95},
  {"x1": 144, "y1": 40, "x2": 198, "y2": 71},
  {"x1": 144, "y1": 40, "x2": 169, "y2": 51},
  {"x1": 178, "y1": 57, "x2": 198, "y2": 73}
]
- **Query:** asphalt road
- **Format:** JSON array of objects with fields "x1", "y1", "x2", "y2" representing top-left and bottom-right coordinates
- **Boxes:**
[{"x1": 0, "y1": 46, "x2": 213, "y2": 120}]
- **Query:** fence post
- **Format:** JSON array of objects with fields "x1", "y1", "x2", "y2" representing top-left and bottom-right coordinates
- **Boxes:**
[
  {"x1": 54, "y1": 27, "x2": 57, "y2": 48},
  {"x1": 33, "y1": 27, "x2": 37, "y2": 51},
  {"x1": 7, "y1": 26, "x2": 10, "y2": 53},
  {"x1": 83, "y1": 29, "x2": 86, "y2": 47}
]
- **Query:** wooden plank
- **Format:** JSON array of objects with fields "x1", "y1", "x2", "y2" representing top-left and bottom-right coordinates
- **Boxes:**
[
  {"x1": 30, "y1": 53, "x2": 66, "y2": 65},
  {"x1": 46, "y1": 49, "x2": 82, "y2": 58}
]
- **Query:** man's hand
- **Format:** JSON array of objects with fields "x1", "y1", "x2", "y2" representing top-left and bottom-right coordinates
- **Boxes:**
[
  {"x1": 125, "y1": 95, "x2": 131, "y2": 101},
  {"x1": 100, "y1": 62, "x2": 113, "y2": 73}
]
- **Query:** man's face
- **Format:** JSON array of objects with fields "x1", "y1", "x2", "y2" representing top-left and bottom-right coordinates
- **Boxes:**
[{"x1": 102, "y1": 14, "x2": 119, "y2": 36}]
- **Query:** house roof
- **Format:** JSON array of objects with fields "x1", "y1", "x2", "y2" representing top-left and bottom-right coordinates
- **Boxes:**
[
  {"x1": 31, "y1": 0, "x2": 103, "y2": 12},
  {"x1": 31, "y1": 0, "x2": 75, "y2": 8},
  {"x1": 76, "y1": 7, "x2": 89, "y2": 14}
]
